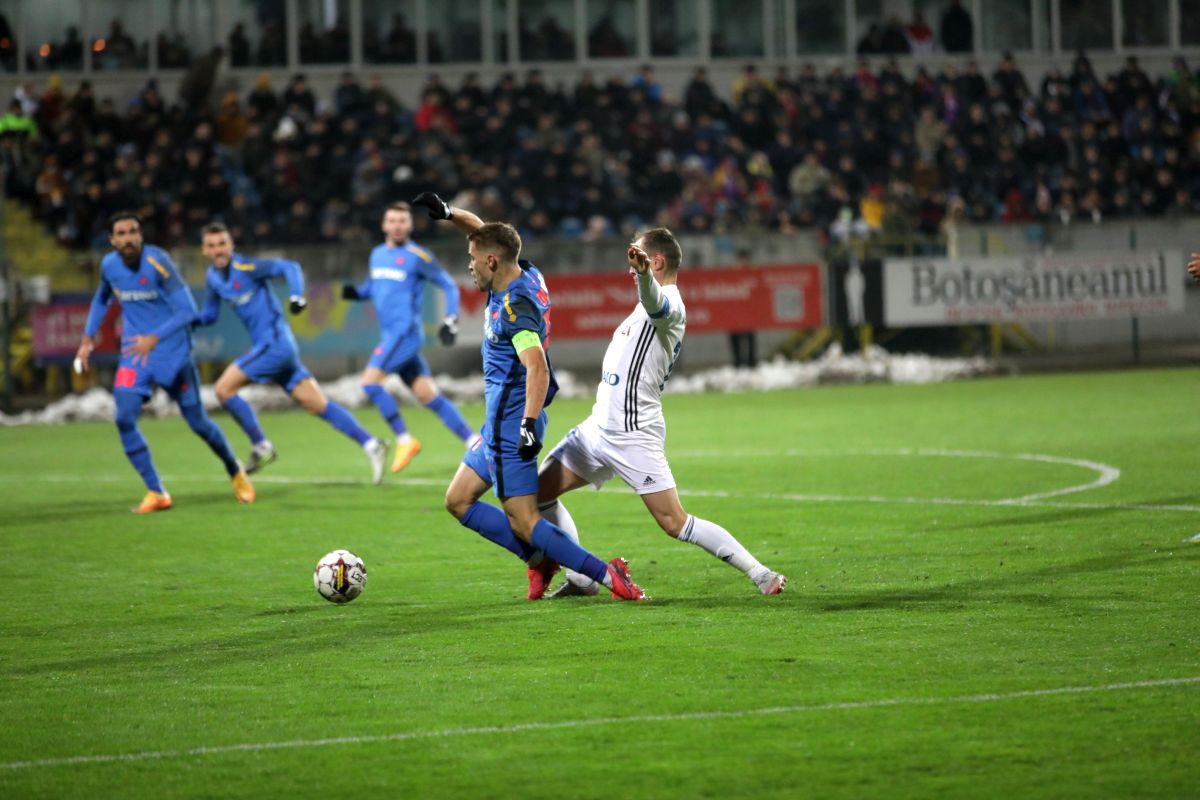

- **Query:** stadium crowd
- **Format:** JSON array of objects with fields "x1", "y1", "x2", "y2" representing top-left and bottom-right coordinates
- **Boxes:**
[{"x1": 2, "y1": 52, "x2": 1199, "y2": 251}]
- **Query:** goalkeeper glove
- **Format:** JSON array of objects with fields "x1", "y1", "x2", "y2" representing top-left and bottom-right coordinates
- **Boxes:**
[
  {"x1": 288, "y1": 296, "x2": 307, "y2": 315},
  {"x1": 517, "y1": 417, "x2": 541, "y2": 461},
  {"x1": 438, "y1": 315, "x2": 458, "y2": 346},
  {"x1": 341, "y1": 284, "x2": 360, "y2": 301},
  {"x1": 412, "y1": 191, "x2": 453, "y2": 221}
]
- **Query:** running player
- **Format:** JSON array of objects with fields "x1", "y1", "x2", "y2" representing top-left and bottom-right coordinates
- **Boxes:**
[
  {"x1": 533, "y1": 229, "x2": 788, "y2": 598},
  {"x1": 414, "y1": 191, "x2": 646, "y2": 601},
  {"x1": 74, "y1": 212, "x2": 255, "y2": 512},
  {"x1": 342, "y1": 202, "x2": 477, "y2": 474},
  {"x1": 196, "y1": 223, "x2": 389, "y2": 484}
]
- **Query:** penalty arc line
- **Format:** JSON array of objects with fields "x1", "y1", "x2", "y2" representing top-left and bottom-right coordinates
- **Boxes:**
[{"x1": 2, "y1": 676, "x2": 1197, "y2": 771}]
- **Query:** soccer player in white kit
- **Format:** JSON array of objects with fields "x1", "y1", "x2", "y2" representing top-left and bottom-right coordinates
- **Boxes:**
[{"x1": 527, "y1": 228, "x2": 788, "y2": 598}]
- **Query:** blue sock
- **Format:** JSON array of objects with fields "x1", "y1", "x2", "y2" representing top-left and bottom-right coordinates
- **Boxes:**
[
  {"x1": 531, "y1": 518, "x2": 609, "y2": 583},
  {"x1": 363, "y1": 384, "x2": 407, "y2": 436},
  {"x1": 319, "y1": 401, "x2": 373, "y2": 445},
  {"x1": 115, "y1": 392, "x2": 164, "y2": 493},
  {"x1": 222, "y1": 395, "x2": 265, "y2": 445},
  {"x1": 179, "y1": 402, "x2": 241, "y2": 477},
  {"x1": 425, "y1": 395, "x2": 475, "y2": 442},
  {"x1": 460, "y1": 501, "x2": 534, "y2": 560}
]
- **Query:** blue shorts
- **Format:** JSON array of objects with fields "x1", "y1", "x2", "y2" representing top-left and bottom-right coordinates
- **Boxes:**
[
  {"x1": 462, "y1": 410, "x2": 547, "y2": 499},
  {"x1": 236, "y1": 339, "x2": 313, "y2": 393},
  {"x1": 114, "y1": 348, "x2": 201, "y2": 407},
  {"x1": 368, "y1": 332, "x2": 430, "y2": 385}
]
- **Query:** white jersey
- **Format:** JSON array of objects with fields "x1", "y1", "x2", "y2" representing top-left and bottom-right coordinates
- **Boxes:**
[{"x1": 590, "y1": 272, "x2": 685, "y2": 434}]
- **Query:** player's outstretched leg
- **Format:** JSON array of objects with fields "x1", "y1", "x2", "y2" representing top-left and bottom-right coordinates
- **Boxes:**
[
  {"x1": 362, "y1": 382, "x2": 421, "y2": 474},
  {"x1": 215, "y1": 365, "x2": 275, "y2": 474},
  {"x1": 294, "y1": 378, "x2": 388, "y2": 484},
  {"x1": 178, "y1": 401, "x2": 255, "y2": 504},
  {"x1": 446, "y1": 465, "x2": 536, "y2": 559},
  {"x1": 525, "y1": 517, "x2": 646, "y2": 601},
  {"x1": 646, "y1": 489, "x2": 786, "y2": 595},
  {"x1": 676, "y1": 515, "x2": 786, "y2": 595},
  {"x1": 114, "y1": 391, "x2": 171, "y2": 513},
  {"x1": 540, "y1": 499, "x2": 600, "y2": 598},
  {"x1": 222, "y1": 394, "x2": 276, "y2": 473},
  {"x1": 423, "y1": 394, "x2": 476, "y2": 444}
]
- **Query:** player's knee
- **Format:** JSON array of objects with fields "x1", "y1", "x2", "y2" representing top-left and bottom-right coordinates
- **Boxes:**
[
  {"x1": 444, "y1": 489, "x2": 470, "y2": 520},
  {"x1": 215, "y1": 383, "x2": 235, "y2": 403}
]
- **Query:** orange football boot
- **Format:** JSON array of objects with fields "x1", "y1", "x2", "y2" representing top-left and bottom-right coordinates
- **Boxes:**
[
  {"x1": 131, "y1": 490, "x2": 172, "y2": 514},
  {"x1": 231, "y1": 470, "x2": 256, "y2": 504},
  {"x1": 390, "y1": 437, "x2": 422, "y2": 473}
]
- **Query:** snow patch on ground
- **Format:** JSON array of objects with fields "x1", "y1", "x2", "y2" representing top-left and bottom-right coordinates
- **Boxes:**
[{"x1": 0, "y1": 345, "x2": 995, "y2": 426}]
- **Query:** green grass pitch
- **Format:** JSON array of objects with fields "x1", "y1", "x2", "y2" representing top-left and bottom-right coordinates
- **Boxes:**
[{"x1": 1, "y1": 368, "x2": 1198, "y2": 799}]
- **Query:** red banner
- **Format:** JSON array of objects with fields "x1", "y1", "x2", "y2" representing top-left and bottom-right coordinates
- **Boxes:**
[
  {"x1": 458, "y1": 263, "x2": 823, "y2": 339},
  {"x1": 32, "y1": 301, "x2": 121, "y2": 359}
]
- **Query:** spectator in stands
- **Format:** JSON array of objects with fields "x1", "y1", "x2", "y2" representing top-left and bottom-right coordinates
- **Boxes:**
[
  {"x1": 228, "y1": 23, "x2": 251, "y2": 67},
  {"x1": 940, "y1": 0, "x2": 973, "y2": 53},
  {"x1": 906, "y1": 11, "x2": 936, "y2": 55}
]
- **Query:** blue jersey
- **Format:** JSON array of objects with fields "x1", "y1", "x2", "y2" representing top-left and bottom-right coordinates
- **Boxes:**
[
  {"x1": 197, "y1": 253, "x2": 304, "y2": 346},
  {"x1": 84, "y1": 244, "x2": 196, "y2": 358},
  {"x1": 481, "y1": 260, "x2": 558, "y2": 423},
  {"x1": 354, "y1": 240, "x2": 460, "y2": 338}
]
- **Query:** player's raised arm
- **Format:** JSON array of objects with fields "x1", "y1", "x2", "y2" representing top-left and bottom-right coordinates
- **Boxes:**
[
  {"x1": 412, "y1": 191, "x2": 485, "y2": 236},
  {"x1": 77, "y1": 274, "x2": 114, "y2": 372},
  {"x1": 629, "y1": 244, "x2": 673, "y2": 322}
]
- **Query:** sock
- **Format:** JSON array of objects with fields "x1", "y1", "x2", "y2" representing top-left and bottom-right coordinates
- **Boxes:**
[
  {"x1": 179, "y1": 402, "x2": 241, "y2": 477},
  {"x1": 319, "y1": 401, "x2": 373, "y2": 446},
  {"x1": 531, "y1": 518, "x2": 609, "y2": 584},
  {"x1": 363, "y1": 384, "x2": 407, "y2": 436},
  {"x1": 115, "y1": 392, "x2": 164, "y2": 493},
  {"x1": 461, "y1": 501, "x2": 534, "y2": 560},
  {"x1": 678, "y1": 515, "x2": 766, "y2": 578},
  {"x1": 425, "y1": 395, "x2": 474, "y2": 442},
  {"x1": 221, "y1": 394, "x2": 265, "y2": 445},
  {"x1": 540, "y1": 499, "x2": 596, "y2": 587}
]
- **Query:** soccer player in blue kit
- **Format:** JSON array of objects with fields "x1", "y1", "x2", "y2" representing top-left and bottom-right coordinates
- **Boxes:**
[
  {"x1": 342, "y1": 202, "x2": 477, "y2": 474},
  {"x1": 196, "y1": 223, "x2": 389, "y2": 484},
  {"x1": 73, "y1": 212, "x2": 255, "y2": 513},
  {"x1": 416, "y1": 192, "x2": 646, "y2": 601}
]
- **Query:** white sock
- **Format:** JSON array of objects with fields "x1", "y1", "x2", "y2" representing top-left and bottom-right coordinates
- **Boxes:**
[
  {"x1": 539, "y1": 499, "x2": 599, "y2": 587},
  {"x1": 396, "y1": 433, "x2": 413, "y2": 444},
  {"x1": 678, "y1": 515, "x2": 767, "y2": 580}
]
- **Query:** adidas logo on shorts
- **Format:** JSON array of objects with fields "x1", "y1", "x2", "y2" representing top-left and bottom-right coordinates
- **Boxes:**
[{"x1": 643, "y1": 475, "x2": 655, "y2": 485}]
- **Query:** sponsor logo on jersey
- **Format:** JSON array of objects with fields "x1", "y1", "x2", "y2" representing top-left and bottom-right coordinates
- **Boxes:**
[
  {"x1": 115, "y1": 289, "x2": 159, "y2": 302},
  {"x1": 601, "y1": 370, "x2": 620, "y2": 385},
  {"x1": 233, "y1": 291, "x2": 255, "y2": 306},
  {"x1": 371, "y1": 267, "x2": 408, "y2": 282}
]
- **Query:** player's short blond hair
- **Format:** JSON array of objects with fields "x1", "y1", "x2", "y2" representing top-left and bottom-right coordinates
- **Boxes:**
[
  {"x1": 636, "y1": 227, "x2": 682, "y2": 273},
  {"x1": 469, "y1": 223, "x2": 522, "y2": 264}
]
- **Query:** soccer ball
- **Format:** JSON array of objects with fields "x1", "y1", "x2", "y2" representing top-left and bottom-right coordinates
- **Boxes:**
[{"x1": 313, "y1": 549, "x2": 368, "y2": 603}]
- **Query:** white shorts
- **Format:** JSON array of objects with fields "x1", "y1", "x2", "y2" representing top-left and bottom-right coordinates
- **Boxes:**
[{"x1": 545, "y1": 416, "x2": 676, "y2": 496}]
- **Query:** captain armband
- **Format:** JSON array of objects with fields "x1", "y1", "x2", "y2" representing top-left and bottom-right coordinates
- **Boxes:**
[{"x1": 511, "y1": 329, "x2": 542, "y2": 354}]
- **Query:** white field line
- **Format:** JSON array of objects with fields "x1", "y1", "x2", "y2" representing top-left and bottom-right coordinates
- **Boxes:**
[
  {"x1": 670, "y1": 448, "x2": 1122, "y2": 504},
  {"x1": 1, "y1": 676, "x2": 1196, "y2": 772}
]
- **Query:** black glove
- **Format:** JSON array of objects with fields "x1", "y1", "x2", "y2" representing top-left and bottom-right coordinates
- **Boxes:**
[
  {"x1": 288, "y1": 296, "x2": 307, "y2": 315},
  {"x1": 412, "y1": 191, "x2": 453, "y2": 220},
  {"x1": 438, "y1": 315, "x2": 458, "y2": 346},
  {"x1": 341, "y1": 283, "x2": 360, "y2": 301},
  {"x1": 517, "y1": 417, "x2": 541, "y2": 461}
]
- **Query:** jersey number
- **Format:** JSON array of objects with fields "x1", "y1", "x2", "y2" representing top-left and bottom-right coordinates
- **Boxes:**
[{"x1": 115, "y1": 367, "x2": 139, "y2": 389}]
